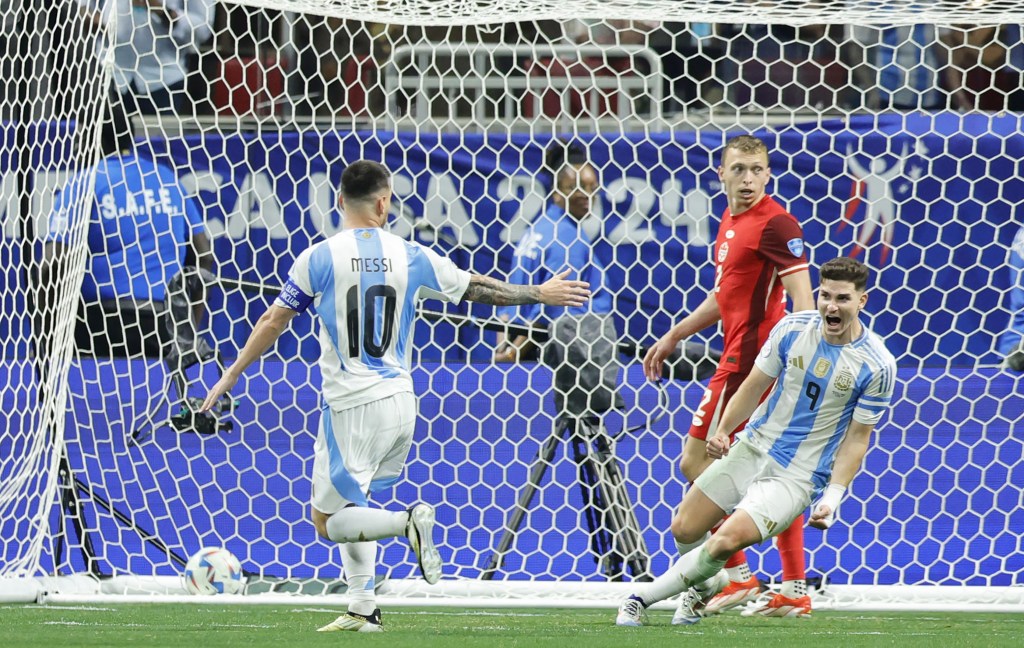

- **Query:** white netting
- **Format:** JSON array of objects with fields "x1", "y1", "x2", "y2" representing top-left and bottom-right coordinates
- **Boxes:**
[{"x1": 1, "y1": 0, "x2": 1023, "y2": 612}]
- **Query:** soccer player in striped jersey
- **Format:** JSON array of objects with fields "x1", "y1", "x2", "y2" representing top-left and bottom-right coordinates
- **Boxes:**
[
  {"x1": 643, "y1": 135, "x2": 815, "y2": 619},
  {"x1": 617, "y1": 257, "x2": 896, "y2": 626},
  {"x1": 200, "y1": 160, "x2": 590, "y2": 632}
]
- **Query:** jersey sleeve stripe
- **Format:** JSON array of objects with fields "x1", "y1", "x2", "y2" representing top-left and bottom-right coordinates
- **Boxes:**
[
  {"x1": 778, "y1": 263, "x2": 809, "y2": 276},
  {"x1": 309, "y1": 243, "x2": 347, "y2": 370}
]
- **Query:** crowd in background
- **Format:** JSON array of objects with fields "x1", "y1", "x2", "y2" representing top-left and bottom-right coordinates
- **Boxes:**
[
  {"x1": 27, "y1": 4, "x2": 1024, "y2": 121},
  {"x1": 186, "y1": 13, "x2": 1024, "y2": 119}
]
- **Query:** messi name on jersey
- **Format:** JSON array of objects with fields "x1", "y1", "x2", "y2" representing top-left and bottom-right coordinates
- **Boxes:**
[{"x1": 351, "y1": 257, "x2": 393, "y2": 273}]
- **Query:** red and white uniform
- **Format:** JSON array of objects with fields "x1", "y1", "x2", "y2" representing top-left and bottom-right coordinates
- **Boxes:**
[{"x1": 689, "y1": 195, "x2": 808, "y2": 440}]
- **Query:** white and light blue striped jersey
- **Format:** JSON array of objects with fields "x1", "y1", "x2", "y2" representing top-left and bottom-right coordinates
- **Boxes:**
[
  {"x1": 275, "y1": 228, "x2": 471, "y2": 412},
  {"x1": 741, "y1": 311, "x2": 897, "y2": 491}
]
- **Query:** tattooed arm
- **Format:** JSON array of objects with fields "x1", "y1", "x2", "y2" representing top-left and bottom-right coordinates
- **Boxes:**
[
  {"x1": 463, "y1": 269, "x2": 590, "y2": 307},
  {"x1": 464, "y1": 275, "x2": 541, "y2": 306}
]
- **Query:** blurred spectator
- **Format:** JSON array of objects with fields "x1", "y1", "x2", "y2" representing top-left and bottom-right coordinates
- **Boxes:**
[
  {"x1": 565, "y1": 19, "x2": 659, "y2": 46},
  {"x1": 565, "y1": 21, "x2": 718, "y2": 114},
  {"x1": 669, "y1": 23, "x2": 724, "y2": 110},
  {"x1": 293, "y1": 17, "x2": 388, "y2": 116},
  {"x1": 79, "y1": 0, "x2": 214, "y2": 115},
  {"x1": 722, "y1": 22, "x2": 846, "y2": 110},
  {"x1": 945, "y1": 25, "x2": 1024, "y2": 112},
  {"x1": 852, "y1": 23, "x2": 948, "y2": 110}
]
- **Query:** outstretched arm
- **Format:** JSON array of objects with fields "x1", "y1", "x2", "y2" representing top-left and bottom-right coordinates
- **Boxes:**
[
  {"x1": 463, "y1": 269, "x2": 590, "y2": 307},
  {"x1": 200, "y1": 305, "x2": 298, "y2": 411}
]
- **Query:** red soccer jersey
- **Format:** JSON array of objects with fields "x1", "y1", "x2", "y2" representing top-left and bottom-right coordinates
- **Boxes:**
[{"x1": 713, "y1": 195, "x2": 808, "y2": 374}]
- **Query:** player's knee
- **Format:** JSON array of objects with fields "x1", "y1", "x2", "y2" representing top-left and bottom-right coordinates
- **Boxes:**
[
  {"x1": 670, "y1": 516, "x2": 705, "y2": 546},
  {"x1": 679, "y1": 455, "x2": 706, "y2": 484},
  {"x1": 705, "y1": 527, "x2": 742, "y2": 560}
]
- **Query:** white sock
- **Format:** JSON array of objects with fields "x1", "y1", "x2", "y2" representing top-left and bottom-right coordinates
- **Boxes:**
[
  {"x1": 674, "y1": 531, "x2": 710, "y2": 557},
  {"x1": 326, "y1": 506, "x2": 408, "y2": 543},
  {"x1": 726, "y1": 561, "x2": 752, "y2": 582},
  {"x1": 339, "y1": 541, "x2": 377, "y2": 615},
  {"x1": 780, "y1": 579, "x2": 807, "y2": 598},
  {"x1": 638, "y1": 545, "x2": 726, "y2": 606}
]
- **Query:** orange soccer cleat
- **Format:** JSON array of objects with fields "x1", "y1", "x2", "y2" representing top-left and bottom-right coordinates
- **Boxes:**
[
  {"x1": 703, "y1": 575, "x2": 762, "y2": 615},
  {"x1": 740, "y1": 592, "x2": 813, "y2": 618}
]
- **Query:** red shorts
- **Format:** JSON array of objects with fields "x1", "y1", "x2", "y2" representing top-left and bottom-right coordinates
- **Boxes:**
[{"x1": 687, "y1": 369, "x2": 764, "y2": 441}]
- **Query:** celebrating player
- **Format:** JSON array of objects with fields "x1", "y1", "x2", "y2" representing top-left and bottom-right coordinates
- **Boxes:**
[
  {"x1": 200, "y1": 160, "x2": 590, "y2": 632},
  {"x1": 642, "y1": 134, "x2": 816, "y2": 620},
  {"x1": 618, "y1": 257, "x2": 897, "y2": 626}
]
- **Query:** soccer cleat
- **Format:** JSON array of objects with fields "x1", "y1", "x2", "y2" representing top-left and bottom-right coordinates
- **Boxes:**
[
  {"x1": 740, "y1": 592, "x2": 812, "y2": 618},
  {"x1": 406, "y1": 503, "x2": 442, "y2": 584},
  {"x1": 615, "y1": 595, "x2": 649, "y2": 626},
  {"x1": 671, "y1": 588, "x2": 704, "y2": 625},
  {"x1": 672, "y1": 568, "x2": 729, "y2": 625},
  {"x1": 317, "y1": 608, "x2": 384, "y2": 632},
  {"x1": 703, "y1": 575, "x2": 762, "y2": 615},
  {"x1": 614, "y1": 593, "x2": 647, "y2": 622}
]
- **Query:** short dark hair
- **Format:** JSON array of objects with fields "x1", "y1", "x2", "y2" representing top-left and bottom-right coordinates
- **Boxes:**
[
  {"x1": 720, "y1": 134, "x2": 768, "y2": 166},
  {"x1": 543, "y1": 139, "x2": 589, "y2": 192},
  {"x1": 341, "y1": 160, "x2": 391, "y2": 202},
  {"x1": 820, "y1": 257, "x2": 870, "y2": 291}
]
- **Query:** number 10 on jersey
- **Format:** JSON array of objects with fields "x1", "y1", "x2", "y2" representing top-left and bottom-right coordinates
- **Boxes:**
[{"x1": 347, "y1": 285, "x2": 397, "y2": 359}]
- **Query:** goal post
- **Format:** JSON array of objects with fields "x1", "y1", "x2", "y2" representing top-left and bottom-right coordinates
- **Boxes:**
[{"x1": 2, "y1": 0, "x2": 1024, "y2": 612}]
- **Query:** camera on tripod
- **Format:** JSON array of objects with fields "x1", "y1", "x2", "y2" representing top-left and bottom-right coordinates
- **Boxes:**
[
  {"x1": 484, "y1": 312, "x2": 651, "y2": 581},
  {"x1": 170, "y1": 395, "x2": 236, "y2": 435}
]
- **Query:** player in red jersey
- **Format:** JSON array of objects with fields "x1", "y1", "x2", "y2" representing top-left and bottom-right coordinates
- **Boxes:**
[{"x1": 642, "y1": 135, "x2": 816, "y2": 622}]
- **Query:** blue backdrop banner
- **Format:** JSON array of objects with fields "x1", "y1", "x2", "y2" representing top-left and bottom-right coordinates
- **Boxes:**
[{"x1": 3, "y1": 114, "x2": 1022, "y2": 364}]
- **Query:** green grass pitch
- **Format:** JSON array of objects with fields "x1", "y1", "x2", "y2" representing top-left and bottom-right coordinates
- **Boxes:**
[{"x1": 2, "y1": 604, "x2": 1022, "y2": 647}]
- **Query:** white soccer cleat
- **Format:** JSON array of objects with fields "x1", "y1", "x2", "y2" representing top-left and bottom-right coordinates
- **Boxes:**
[
  {"x1": 615, "y1": 595, "x2": 648, "y2": 627},
  {"x1": 740, "y1": 592, "x2": 812, "y2": 618},
  {"x1": 406, "y1": 503, "x2": 442, "y2": 584},
  {"x1": 317, "y1": 608, "x2": 384, "y2": 632},
  {"x1": 671, "y1": 587, "x2": 704, "y2": 625},
  {"x1": 673, "y1": 568, "x2": 729, "y2": 625}
]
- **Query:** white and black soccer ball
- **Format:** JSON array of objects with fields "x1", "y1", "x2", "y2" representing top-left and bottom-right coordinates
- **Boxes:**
[{"x1": 182, "y1": 547, "x2": 244, "y2": 595}]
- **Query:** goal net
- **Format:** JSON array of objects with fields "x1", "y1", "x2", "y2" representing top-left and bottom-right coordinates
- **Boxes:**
[{"x1": 1, "y1": 0, "x2": 1023, "y2": 611}]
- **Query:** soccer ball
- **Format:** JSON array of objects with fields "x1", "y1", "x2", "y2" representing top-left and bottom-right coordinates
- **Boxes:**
[{"x1": 182, "y1": 547, "x2": 244, "y2": 595}]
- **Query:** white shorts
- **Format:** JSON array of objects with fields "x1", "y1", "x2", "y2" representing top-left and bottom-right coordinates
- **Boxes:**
[
  {"x1": 310, "y1": 392, "x2": 417, "y2": 515},
  {"x1": 694, "y1": 438, "x2": 815, "y2": 541}
]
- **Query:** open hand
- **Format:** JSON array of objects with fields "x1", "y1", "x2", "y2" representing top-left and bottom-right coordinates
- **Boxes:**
[
  {"x1": 200, "y1": 372, "x2": 239, "y2": 413},
  {"x1": 538, "y1": 269, "x2": 590, "y2": 307}
]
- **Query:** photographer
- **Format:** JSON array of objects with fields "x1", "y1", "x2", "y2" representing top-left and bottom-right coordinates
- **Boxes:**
[
  {"x1": 495, "y1": 139, "x2": 620, "y2": 418},
  {"x1": 41, "y1": 106, "x2": 213, "y2": 369}
]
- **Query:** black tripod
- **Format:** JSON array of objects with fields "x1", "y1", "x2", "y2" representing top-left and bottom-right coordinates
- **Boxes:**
[
  {"x1": 481, "y1": 416, "x2": 650, "y2": 581},
  {"x1": 53, "y1": 440, "x2": 189, "y2": 575}
]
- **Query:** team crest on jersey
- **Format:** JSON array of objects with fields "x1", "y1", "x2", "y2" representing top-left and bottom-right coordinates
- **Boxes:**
[
  {"x1": 718, "y1": 242, "x2": 730, "y2": 263},
  {"x1": 360, "y1": 231, "x2": 372, "y2": 239},
  {"x1": 787, "y1": 238, "x2": 804, "y2": 257},
  {"x1": 813, "y1": 358, "x2": 832, "y2": 378},
  {"x1": 834, "y1": 370, "x2": 854, "y2": 391}
]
